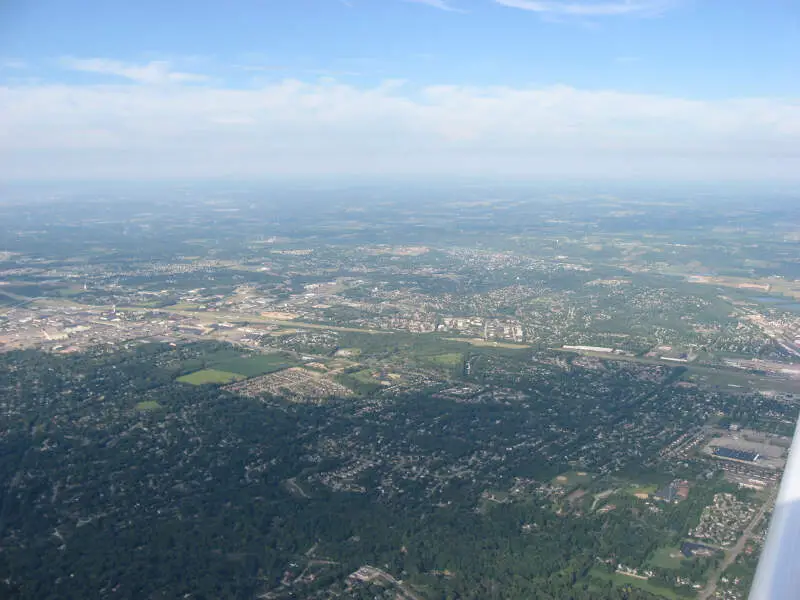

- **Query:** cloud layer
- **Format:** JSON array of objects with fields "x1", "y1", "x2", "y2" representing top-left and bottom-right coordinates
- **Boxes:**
[
  {"x1": 1, "y1": 63, "x2": 799, "y2": 180},
  {"x1": 494, "y1": 0, "x2": 674, "y2": 16},
  {"x1": 60, "y1": 57, "x2": 209, "y2": 85},
  {"x1": 405, "y1": 0, "x2": 463, "y2": 11}
]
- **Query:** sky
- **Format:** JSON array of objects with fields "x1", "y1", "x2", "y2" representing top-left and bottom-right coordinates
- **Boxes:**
[{"x1": 0, "y1": 0, "x2": 799, "y2": 181}]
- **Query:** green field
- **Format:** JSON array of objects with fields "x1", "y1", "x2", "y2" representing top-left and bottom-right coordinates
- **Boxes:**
[
  {"x1": 552, "y1": 470, "x2": 594, "y2": 488},
  {"x1": 427, "y1": 353, "x2": 464, "y2": 367},
  {"x1": 686, "y1": 364, "x2": 800, "y2": 394},
  {"x1": 177, "y1": 369, "x2": 246, "y2": 385},
  {"x1": 170, "y1": 302, "x2": 204, "y2": 310},
  {"x1": 56, "y1": 286, "x2": 86, "y2": 297},
  {"x1": 135, "y1": 400, "x2": 163, "y2": 411},
  {"x1": 589, "y1": 568, "x2": 683, "y2": 599},
  {"x1": 444, "y1": 337, "x2": 530, "y2": 349},
  {"x1": 335, "y1": 368, "x2": 384, "y2": 395},
  {"x1": 210, "y1": 352, "x2": 299, "y2": 377},
  {"x1": 625, "y1": 483, "x2": 659, "y2": 498},
  {"x1": 178, "y1": 350, "x2": 299, "y2": 381},
  {"x1": 649, "y1": 546, "x2": 685, "y2": 570},
  {"x1": 178, "y1": 347, "x2": 245, "y2": 374}
]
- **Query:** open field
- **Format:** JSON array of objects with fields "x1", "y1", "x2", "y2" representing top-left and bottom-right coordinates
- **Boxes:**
[
  {"x1": 625, "y1": 483, "x2": 659, "y2": 498},
  {"x1": 260, "y1": 311, "x2": 300, "y2": 320},
  {"x1": 553, "y1": 347, "x2": 678, "y2": 365},
  {"x1": 686, "y1": 275, "x2": 800, "y2": 300},
  {"x1": 552, "y1": 471, "x2": 593, "y2": 488},
  {"x1": 426, "y1": 352, "x2": 464, "y2": 367},
  {"x1": 169, "y1": 303, "x2": 204, "y2": 310},
  {"x1": 685, "y1": 365, "x2": 800, "y2": 394},
  {"x1": 32, "y1": 297, "x2": 388, "y2": 336},
  {"x1": 649, "y1": 546, "x2": 685, "y2": 570},
  {"x1": 589, "y1": 567, "x2": 683, "y2": 599},
  {"x1": 56, "y1": 286, "x2": 85, "y2": 297},
  {"x1": 444, "y1": 337, "x2": 530, "y2": 349},
  {"x1": 267, "y1": 328, "x2": 301, "y2": 336},
  {"x1": 210, "y1": 352, "x2": 299, "y2": 377},
  {"x1": 177, "y1": 369, "x2": 246, "y2": 385},
  {"x1": 554, "y1": 346, "x2": 800, "y2": 393},
  {"x1": 168, "y1": 307, "x2": 386, "y2": 334},
  {"x1": 135, "y1": 400, "x2": 163, "y2": 411},
  {"x1": 336, "y1": 369, "x2": 384, "y2": 395}
]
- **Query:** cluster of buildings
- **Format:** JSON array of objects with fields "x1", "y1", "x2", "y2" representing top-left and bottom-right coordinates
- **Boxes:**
[
  {"x1": 653, "y1": 480, "x2": 690, "y2": 503},
  {"x1": 223, "y1": 367, "x2": 352, "y2": 404},
  {"x1": 690, "y1": 493, "x2": 758, "y2": 548}
]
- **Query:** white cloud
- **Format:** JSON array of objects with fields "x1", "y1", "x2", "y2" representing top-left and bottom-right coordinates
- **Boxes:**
[
  {"x1": 60, "y1": 57, "x2": 209, "y2": 85},
  {"x1": 495, "y1": 0, "x2": 674, "y2": 16},
  {"x1": 1, "y1": 59, "x2": 27, "y2": 70},
  {"x1": 0, "y1": 75, "x2": 798, "y2": 180},
  {"x1": 404, "y1": 0, "x2": 463, "y2": 12}
]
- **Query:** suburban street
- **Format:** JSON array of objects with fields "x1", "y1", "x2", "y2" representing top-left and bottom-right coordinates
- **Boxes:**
[{"x1": 699, "y1": 492, "x2": 775, "y2": 600}]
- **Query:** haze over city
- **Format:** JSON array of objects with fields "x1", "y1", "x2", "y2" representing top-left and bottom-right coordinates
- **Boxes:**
[{"x1": 1, "y1": 0, "x2": 799, "y2": 180}]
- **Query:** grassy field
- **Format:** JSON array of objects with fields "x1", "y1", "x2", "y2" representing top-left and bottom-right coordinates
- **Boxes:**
[
  {"x1": 649, "y1": 546, "x2": 685, "y2": 570},
  {"x1": 135, "y1": 400, "x2": 163, "y2": 411},
  {"x1": 589, "y1": 568, "x2": 683, "y2": 599},
  {"x1": 56, "y1": 286, "x2": 86, "y2": 297},
  {"x1": 210, "y1": 353, "x2": 299, "y2": 377},
  {"x1": 177, "y1": 347, "x2": 244, "y2": 374},
  {"x1": 685, "y1": 364, "x2": 800, "y2": 394},
  {"x1": 167, "y1": 307, "x2": 384, "y2": 334},
  {"x1": 479, "y1": 489, "x2": 511, "y2": 510},
  {"x1": 624, "y1": 483, "x2": 659, "y2": 498},
  {"x1": 552, "y1": 471, "x2": 593, "y2": 488},
  {"x1": 551, "y1": 347, "x2": 800, "y2": 392},
  {"x1": 170, "y1": 302, "x2": 204, "y2": 310},
  {"x1": 444, "y1": 337, "x2": 530, "y2": 349},
  {"x1": 268, "y1": 328, "x2": 301, "y2": 337},
  {"x1": 177, "y1": 369, "x2": 246, "y2": 385},
  {"x1": 335, "y1": 369, "x2": 384, "y2": 395},
  {"x1": 426, "y1": 353, "x2": 464, "y2": 367}
]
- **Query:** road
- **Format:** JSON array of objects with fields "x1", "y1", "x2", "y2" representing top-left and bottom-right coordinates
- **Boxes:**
[
  {"x1": 285, "y1": 478, "x2": 310, "y2": 499},
  {"x1": 698, "y1": 492, "x2": 774, "y2": 600}
]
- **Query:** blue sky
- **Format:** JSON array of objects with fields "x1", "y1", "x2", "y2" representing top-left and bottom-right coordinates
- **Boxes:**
[{"x1": 1, "y1": 0, "x2": 799, "y2": 180}]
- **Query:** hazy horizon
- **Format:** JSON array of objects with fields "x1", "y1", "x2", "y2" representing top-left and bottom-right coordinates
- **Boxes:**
[{"x1": 2, "y1": 0, "x2": 800, "y2": 181}]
